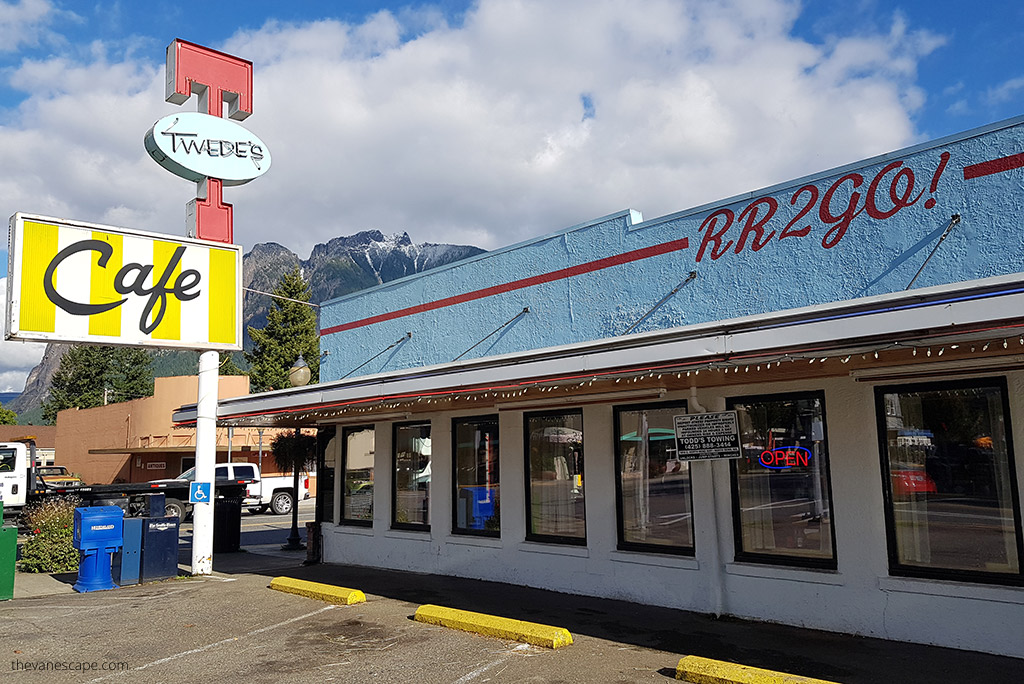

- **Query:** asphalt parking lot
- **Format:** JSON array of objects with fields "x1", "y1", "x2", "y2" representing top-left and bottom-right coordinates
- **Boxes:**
[
  {"x1": 3, "y1": 499, "x2": 1023, "y2": 683},
  {"x1": 4, "y1": 551, "x2": 684, "y2": 684}
]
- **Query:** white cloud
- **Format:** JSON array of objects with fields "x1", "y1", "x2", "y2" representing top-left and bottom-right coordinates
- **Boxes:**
[
  {"x1": 0, "y1": 277, "x2": 47, "y2": 392},
  {"x1": 946, "y1": 99, "x2": 969, "y2": 116},
  {"x1": 0, "y1": 0, "x2": 943, "y2": 258},
  {"x1": 987, "y1": 76, "x2": 1024, "y2": 105},
  {"x1": 0, "y1": 0, "x2": 67, "y2": 53}
]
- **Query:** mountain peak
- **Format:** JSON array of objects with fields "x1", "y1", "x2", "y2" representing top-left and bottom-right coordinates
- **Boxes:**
[{"x1": 10, "y1": 231, "x2": 485, "y2": 421}]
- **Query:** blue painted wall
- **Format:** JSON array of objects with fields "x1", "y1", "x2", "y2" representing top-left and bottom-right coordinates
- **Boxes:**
[{"x1": 320, "y1": 116, "x2": 1024, "y2": 380}]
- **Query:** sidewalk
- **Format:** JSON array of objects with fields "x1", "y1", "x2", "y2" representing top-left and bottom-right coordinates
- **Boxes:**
[
  {"x1": 7, "y1": 545, "x2": 1024, "y2": 683},
  {"x1": 10, "y1": 541, "x2": 306, "y2": 599}
]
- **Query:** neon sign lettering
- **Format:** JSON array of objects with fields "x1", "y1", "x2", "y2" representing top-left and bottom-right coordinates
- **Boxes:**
[{"x1": 758, "y1": 446, "x2": 812, "y2": 469}]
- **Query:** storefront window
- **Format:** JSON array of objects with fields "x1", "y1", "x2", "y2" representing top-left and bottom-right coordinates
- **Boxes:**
[
  {"x1": 393, "y1": 422, "x2": 431, "y2": 529},
  {"x1": 615, "y1": 401, "x2": 693, "y2": 554},
  {"x1": 317, "y1": 427, "x2": 338, "y2": 525},
  {"x1": 877, "y1": 379, "x2": 1022, "y2": 582},
  {"x1": 729, "y1": 392, "x2": 836, "y2": 567},
  {"x1": 452, "y1": 416, "x2": 500, "y2": 536},
  {"x1": 341, "y1": 426, "x2": 374, "y2": 526},
  {"x1": 525, "y1": 410, "x2": 585, "y2": 543}
]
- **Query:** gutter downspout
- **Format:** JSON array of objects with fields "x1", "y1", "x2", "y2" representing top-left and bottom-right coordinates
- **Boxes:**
[
  {"x1": 691, "y1": 381, "x2": 725, "y2": 617},
  {"x1": 689, "y1": 384, "x2": 707, "y2": 414}
]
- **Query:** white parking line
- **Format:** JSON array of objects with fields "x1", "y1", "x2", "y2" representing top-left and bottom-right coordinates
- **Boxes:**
[{"x1": 87, "y1": 605, "x2": 336, "y2": 682}]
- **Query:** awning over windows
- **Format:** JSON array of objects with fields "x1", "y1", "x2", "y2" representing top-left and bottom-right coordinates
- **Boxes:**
[{"x1": 172, "y1": 272, "x2": 1024, "y2": 428}]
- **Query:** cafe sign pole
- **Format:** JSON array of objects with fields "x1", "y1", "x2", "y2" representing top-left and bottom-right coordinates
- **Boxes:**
[{"x1": 147, "y1": 39, "x2": 268, "y2": 576}]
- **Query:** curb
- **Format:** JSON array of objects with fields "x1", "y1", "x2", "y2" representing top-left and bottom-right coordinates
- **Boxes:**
[
  {"x1": 269, "y1": 576, "x2": 366, "y2": 605},
  {"x1": 413, "y1": 604, "x2": 573, "y2": 649},
  {"x1": 676, "y1": 656, "x2": 839, "y2": 684}
]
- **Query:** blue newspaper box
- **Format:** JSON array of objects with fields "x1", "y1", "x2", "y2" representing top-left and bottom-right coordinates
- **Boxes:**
[
  {"x1": 113, "y1": 518, "x2": 143, "y2": 587},
  {"x1": 73, "y1": 506, "x2": 124, "y2": 592},
  {"x1": 457, "y1": 486, "x2": 497, "y2": 530},
  {"x1": 140, "y1": 517, "x2": 180, "y2": 583}
]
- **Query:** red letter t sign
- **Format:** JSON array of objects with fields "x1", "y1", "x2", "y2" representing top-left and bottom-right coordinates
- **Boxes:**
[{"x1": 166, "y1": 39, "x2": 254, "y2": 244}]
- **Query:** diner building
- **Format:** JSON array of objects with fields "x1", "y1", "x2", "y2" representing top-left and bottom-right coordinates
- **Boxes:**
[{"x1": 175, "y1": 116, "x2": 1024, "y2": 657}]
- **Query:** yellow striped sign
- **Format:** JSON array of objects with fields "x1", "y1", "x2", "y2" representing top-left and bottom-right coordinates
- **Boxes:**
[{"x1": 5, "y1": 213, "x2": 241, "y2": 350}]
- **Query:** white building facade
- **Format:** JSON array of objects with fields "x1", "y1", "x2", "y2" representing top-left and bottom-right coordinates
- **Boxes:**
[{"x1": 177, "y1": 117, "x2": 1024, "y2": 657}]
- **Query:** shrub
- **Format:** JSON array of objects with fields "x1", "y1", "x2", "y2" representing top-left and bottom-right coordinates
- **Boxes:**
[{"x1": 19, "y1": 496, "x2": 82, "y2": 573}]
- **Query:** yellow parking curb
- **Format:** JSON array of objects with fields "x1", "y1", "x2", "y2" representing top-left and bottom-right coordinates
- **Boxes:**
[
  {"x1": 413, "y1": 604, "x2": 573, "y2": 649},
  {"x1": 676, "y1": 656, "x2": 839, "y2": 684},
  {"x1": 269, "y1": 577, "x2": 366, "y2": 605}
]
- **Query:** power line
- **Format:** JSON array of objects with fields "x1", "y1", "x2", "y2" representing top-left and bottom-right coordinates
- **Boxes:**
[{"x1": 243, "y1": 287, "x2": 319, "y2": 308}]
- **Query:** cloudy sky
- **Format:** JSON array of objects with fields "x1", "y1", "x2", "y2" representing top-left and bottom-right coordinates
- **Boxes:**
[{"x1": 1, "y1": 0, "x2": 1022, "y2": 392}]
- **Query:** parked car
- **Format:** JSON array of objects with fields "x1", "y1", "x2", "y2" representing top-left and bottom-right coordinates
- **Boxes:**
[
  {"x1": 151, "y1": 462, "x2": 309, "y2": 518},
  {"x1": 34, "y1": 465, "x2": 85, "y2": 489},
  {"x1": 890, "y1": 463, "x2": 938, "y2": 496}
]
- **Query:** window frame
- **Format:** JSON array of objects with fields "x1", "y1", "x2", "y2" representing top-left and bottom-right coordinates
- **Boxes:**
[
  {"x1": 874, "y1": 376, "x2": 1024, "y2": 586},
  {"x1": 451, "y1": 414, "x2": 501, "y2": 538},
  {"x1": 727, "y1": 389, "x2": 838, "y2": 570},
  {"x1": 340, "y1": 424, "x2": 375, "y2": 528},
  {"x1": 613, "y1": 400, "x2": 694, "y2": 556},
  {"x1": 523, "y1": 408, "x2": 586, "y2": 546},
  {"x1": 391, "y1": 420, "x2": 432, "y2": 532},
  {"x1": 315, "y1": 426, "x2": 337, "y2": 527}
]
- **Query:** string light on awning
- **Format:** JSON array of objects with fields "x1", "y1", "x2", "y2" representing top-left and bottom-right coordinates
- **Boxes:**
[{"x1": 195, "y1": 324, "x2": 1024, "y2": 427}]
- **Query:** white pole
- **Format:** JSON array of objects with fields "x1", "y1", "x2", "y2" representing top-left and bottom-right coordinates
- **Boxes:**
[{"x1": 192, "y1": 349, "x2": 219, "y2": 575}]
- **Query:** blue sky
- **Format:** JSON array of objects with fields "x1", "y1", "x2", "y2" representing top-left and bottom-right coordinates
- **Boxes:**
[{"x1": 0, "y1": 0, "x2": 1022, "y2": 390}]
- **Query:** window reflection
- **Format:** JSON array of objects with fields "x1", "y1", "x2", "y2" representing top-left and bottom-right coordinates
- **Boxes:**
[
  {"x1": 342, "y1": 426, "x2": 374, "y2": 524},
  {"x1": 453, "y1": 416, "x2": 500, "y2": 536},
  {"x1": 393, "y1": 422, "x2": 431, "y2": 528},
  {"x1": 526, "y1": 410, "x2": 585, "y2": 542},
  {"x1": 880, "y1": 381, "x2": 1021, "y2": 578},
  {"x1": 730, "y1": 393, "x2": 835, "y2": 566},
  {"x1": 615, "y1": 402, "x2": 693, "y2": 553}
]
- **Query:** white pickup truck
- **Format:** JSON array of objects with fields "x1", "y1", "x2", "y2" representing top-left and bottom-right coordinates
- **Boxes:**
[{"x1": 156, "y1": 462, "x2": 310, "y2": 518}]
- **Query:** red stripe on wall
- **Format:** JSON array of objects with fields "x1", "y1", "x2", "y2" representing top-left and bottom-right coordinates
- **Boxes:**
[
  {"x1": 321, "y1": 237, "x2": 690, "y2": 335},
  {"x1": 963, "y1": 152, "x2": 1024, "y2": 180}
]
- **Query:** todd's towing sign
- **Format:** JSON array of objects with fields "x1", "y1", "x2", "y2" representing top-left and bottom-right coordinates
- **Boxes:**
[{"x1": 673, "y1": 411, "x2": 742, "y2": 460}]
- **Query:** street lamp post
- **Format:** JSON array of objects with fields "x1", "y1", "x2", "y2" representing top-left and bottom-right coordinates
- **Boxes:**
[{"x1": 282, "y1": 355, "x2": 310, "y2": 551}]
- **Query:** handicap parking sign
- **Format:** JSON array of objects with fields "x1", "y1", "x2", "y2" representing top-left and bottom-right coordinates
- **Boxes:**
[{"x1": 189, "y1": 481, "x2": 212, "y2": 504}]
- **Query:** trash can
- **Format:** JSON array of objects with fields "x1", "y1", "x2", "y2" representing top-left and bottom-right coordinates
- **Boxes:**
[
  {"x1": 140, "y1": 517, "x2": 179, "y2": 583},
  {"x1": 73, "y1": 506, "x2": 124, "y2": 593},
  {"x1": 113, "y1": 518, "x2": 143, "y2": 586},
  {"x1": 92, "y1": 498, "x2": 130, "y2": 514},
  {"x1": 305, "y1": 521, "x2": 321, "y2": 565},
  {"x1": 1, "y1": 502, "x2": 17, "y2": 601},
  {"x1": 140, "y1": 493, "x2": 165, "y2": 518},
  {"x1": 126, "y1": 493, "x2": 165, "y2": 519},
  {"x1": 213, "y1": 496, "x2": 242, "y2": 553}
]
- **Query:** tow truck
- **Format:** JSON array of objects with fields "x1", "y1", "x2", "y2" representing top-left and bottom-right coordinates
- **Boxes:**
[{"x1": 0, "y1": 441, "x2": 251, "y2": 519}]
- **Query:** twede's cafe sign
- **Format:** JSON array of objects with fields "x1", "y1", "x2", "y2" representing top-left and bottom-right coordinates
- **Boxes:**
[
  {"x1": 4, "y1": 39, "x2": 270, "y2": 352},
  {"x1": 5, "y1": 214, "x2": 241, "y2": 350}
]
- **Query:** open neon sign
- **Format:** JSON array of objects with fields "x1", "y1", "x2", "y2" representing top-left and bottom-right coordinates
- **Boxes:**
[{"x1": 758, "y1": 446, "x2": 812, "y2": 469}]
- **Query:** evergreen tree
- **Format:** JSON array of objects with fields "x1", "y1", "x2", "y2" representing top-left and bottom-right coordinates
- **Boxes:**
[
  {"x1": 42, "y1": 346, "x2": 154, "y2": 424},
  {"x1": 0, "y1": 404, "x2": 16, "y2": 425},
  {"x1": 245, "y1": 267, "x2": 320, "y2": 392},
  {"x1": 219, "y1": 352, "x2": 248, "y2": 376}
]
